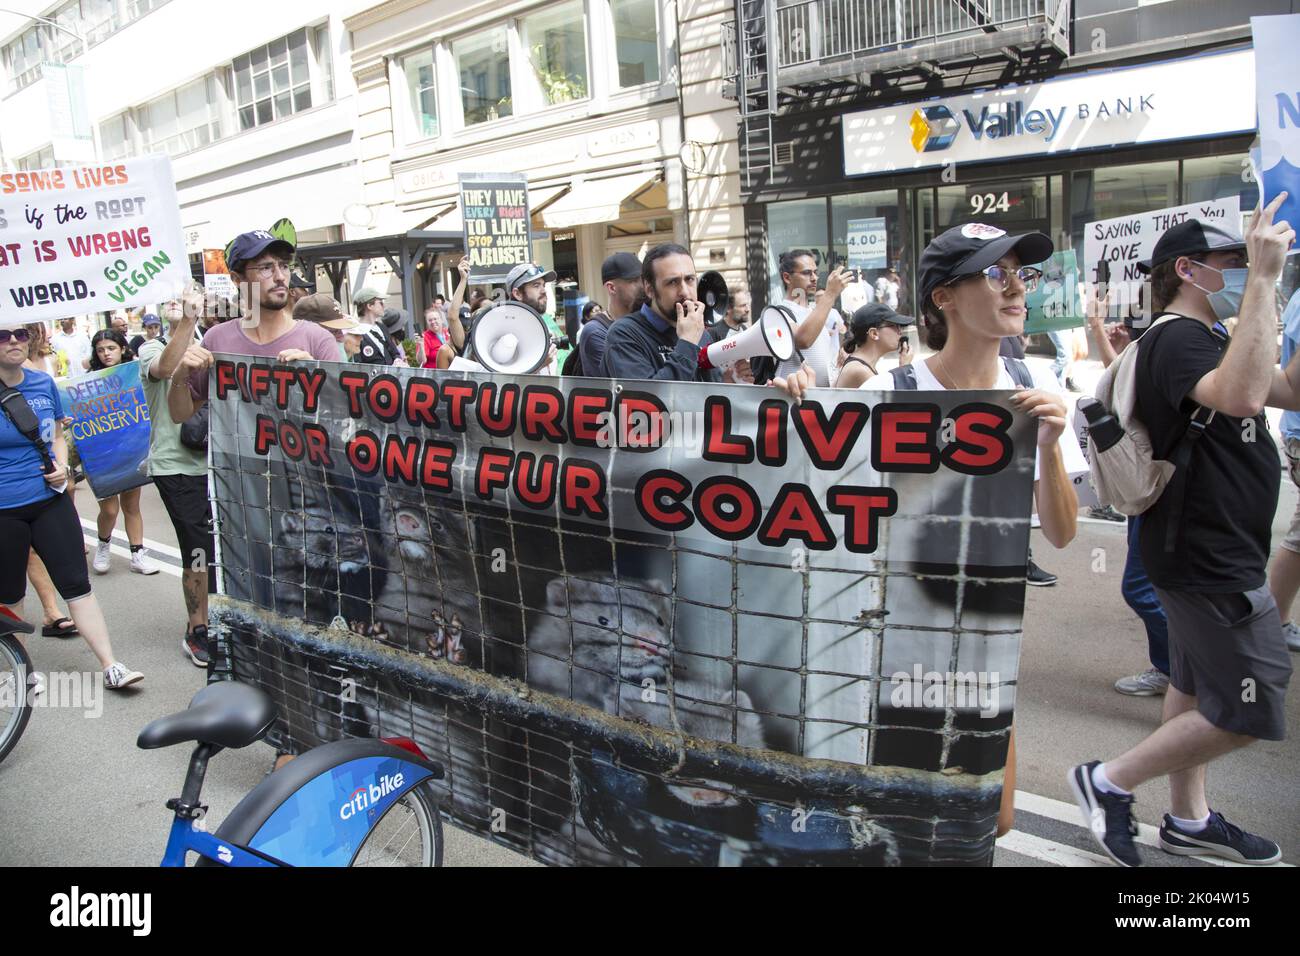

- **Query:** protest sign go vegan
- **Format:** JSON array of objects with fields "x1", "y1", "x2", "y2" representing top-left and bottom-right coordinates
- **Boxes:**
[{"x1": 0, "y1": 155, "x2": 189, "y2": 323}]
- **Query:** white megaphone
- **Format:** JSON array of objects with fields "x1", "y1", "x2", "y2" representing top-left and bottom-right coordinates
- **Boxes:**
[
  {"x1": 698, "y1": 305, "x2": 798, "y2": 370},
  {"x1": 469, "y1": 301, "x2": 552, "y2": 374}
]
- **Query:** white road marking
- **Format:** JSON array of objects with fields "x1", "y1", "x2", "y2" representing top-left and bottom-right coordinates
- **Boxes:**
[{"x1": 996, "y1": 829, "x2": 1114, "y2": 867}]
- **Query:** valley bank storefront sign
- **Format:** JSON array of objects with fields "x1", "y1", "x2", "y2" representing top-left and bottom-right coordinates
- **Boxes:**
[{"x1": 843, "y1": 49, "x2": 1256, "y2": 176}]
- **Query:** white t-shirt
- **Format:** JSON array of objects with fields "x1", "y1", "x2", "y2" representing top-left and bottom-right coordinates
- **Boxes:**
[
  {"x1": 875, "y1": 277, "x2": 900, "y2": 310},
  {"x1": 859, "y1": 356, "x2": 1088, "y2": 482},
  {"x1": 774, "y1": 297, "x2": 843, "y2": 388},
  {"x1": 50, "y1": 330, "x2": 92, "y2": 373}
]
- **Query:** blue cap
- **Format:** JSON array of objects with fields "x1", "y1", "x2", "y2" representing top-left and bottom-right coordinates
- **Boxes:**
[
  {"x1": 227, "y1": 229, "x2": 295, "y2": 272},
  {"x1": 142, "y1": 313, "x2": 161, "y2": 326}
]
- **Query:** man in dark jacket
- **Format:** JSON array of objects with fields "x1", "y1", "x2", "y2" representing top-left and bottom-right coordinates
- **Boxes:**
[{"x1": 599, "y1": 243, "x2": 719, "y2": 383}]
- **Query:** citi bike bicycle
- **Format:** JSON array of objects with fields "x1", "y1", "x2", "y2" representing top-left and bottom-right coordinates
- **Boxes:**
[
  {"x1": 0, "y1": 606, "x2": 35, "y2": 765},
  {"x1": 138, "y1": 679, "x2": 445, "y2": 866}
]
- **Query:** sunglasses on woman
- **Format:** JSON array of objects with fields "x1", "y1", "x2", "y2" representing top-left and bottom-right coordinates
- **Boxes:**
[
  {"x1": 948, "y1": 264, "x2": 1043, "y2": 294},
  {"x1": 0, "y1": 328, "x2": 32, "y2": 344}
]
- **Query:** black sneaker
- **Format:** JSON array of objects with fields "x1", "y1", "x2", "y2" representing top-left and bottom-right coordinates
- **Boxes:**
[
  {"x1": 1068, "y1": 761, "x2": 1142, "y2": 867},
  {"x1": 183, "y1": 625, "x2": 210, "y2": 668},
  {"x1": 1065, "y1": 377, "x2": 1082, "y2": 393},
  {"x1": 1087, "y1": 504, "x2": 1126, "y2": 522},
  {"x1": 1159, "y1": 811, "x2": 1281, "y2": 865},
  {"x1": 1026, "y1": 559, "x2": 1058, "y2": 587}
]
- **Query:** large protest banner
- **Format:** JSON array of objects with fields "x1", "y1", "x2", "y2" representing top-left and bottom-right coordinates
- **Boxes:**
[
  {"x1": 459, "y1": 172, "x2": 531, "y2": 284},
  {"x1": 59, "y1": 361, "x2": 151, "y2": 499},
  {"x1": 209, "y1": 360, "x2": 1037, "y2": 865},
  {"x1": 1253, "y1": 15, "x2": 1300, "y2": 244},
  {"x1": 1082, "y1": 197, "x2": 1240, "y2": 316},
  {"x1": 0, "y1": 154, "x2": 189, "y2": 324}
]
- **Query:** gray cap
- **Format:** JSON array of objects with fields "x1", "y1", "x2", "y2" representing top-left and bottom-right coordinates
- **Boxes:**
[
  {"x1": 351, "y1": 286, "x2": 385, "y2": 306},
  {"x1": 505, "y1": 262, "x2": 556, "y2": 294}
]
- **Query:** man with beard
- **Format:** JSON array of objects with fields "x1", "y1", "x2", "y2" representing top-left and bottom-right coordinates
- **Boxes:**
[{"x1": 599, "y1": 243, "x2": 718, "y2": 383}]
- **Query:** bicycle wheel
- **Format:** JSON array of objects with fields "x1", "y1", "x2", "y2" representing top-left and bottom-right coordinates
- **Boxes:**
[
  {"x1": 0, "y1": 635, "x2": 34, "y2": 765},
  {"x1": 349, "y1": 782, "x2": 443, "y2": 867}
]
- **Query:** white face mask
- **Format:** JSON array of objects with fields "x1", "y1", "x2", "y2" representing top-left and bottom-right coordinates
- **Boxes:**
[{"x1": 1185, "y1": 261, "x2": 1249, "y2": 322}]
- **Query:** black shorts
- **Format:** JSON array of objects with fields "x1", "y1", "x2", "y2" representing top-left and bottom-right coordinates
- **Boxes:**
[
  {"x1": 1155, "y1": 585, "x2": 1293, "y2": 741},
  {"x1": 0, "y1": 492, "x2": 92, "y2": 605},
  {"x1": 153, "y1": 474, "x2": 215, "y2": 588}
]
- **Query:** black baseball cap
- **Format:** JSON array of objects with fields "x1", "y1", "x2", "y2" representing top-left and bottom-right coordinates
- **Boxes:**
[
  {"x1": 851, "y1": 303, "x2": 915, "y2": 330},
  {"x1": 289, "y1": 272, "x2": 314, "y2": 290},
  {"x1": 601, "y1": 252, "x2": 641, "y2": 283},
  {"x1": 1136, "y1": 219, "x2": 1246, "y2": 274},
  {"x1": 226, "y1": 229, "x2": 295, "y2": 272},
  {"x1": 918, "y1": 223, "x2": 1054, "y2": 305}
]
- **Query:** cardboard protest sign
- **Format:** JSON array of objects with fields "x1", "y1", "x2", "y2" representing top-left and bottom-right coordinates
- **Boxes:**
[
  {"x1": 58, "y1": 361, "x2": 151, "y2": 499},
  {"x1": 1082, "y1": 198, "x2": 1240, "y2": 314},
  {"x1": 210, "y1": 358, "x2": 1040, "y2": 865},
  {"x1": 0, "y1": 155, "x2": 188, "y2": 324},
  {"x1": 846, "y1": 217, "x2": 887, "y2": 270},
  {"x1": 1023, "y1": 249, "x2": 1084, "y2": 335},
  {"x1": 1253, "y1": 15, "x2": 1300, "y2": 246},
  {"x1": 459, "y1": 172, "x2": 531, "y2": 283}
]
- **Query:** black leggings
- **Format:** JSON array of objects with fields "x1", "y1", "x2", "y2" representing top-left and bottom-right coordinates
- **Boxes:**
[{"x1": 0, "y1": 492, "x2": 92, "y2": 606}]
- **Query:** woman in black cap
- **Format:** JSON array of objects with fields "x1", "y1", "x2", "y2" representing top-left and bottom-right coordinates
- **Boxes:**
[
  {"x1": 835, "y1": 302, "x2": 914, "y2": 389},
  {"x1": 776, "y1": 222, "x2": 1083, "y2": 838}
]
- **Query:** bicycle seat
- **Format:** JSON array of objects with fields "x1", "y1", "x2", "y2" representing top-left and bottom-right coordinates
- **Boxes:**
[{"x1": 137, "y1": 681, "x2": 277, "y2": 751}]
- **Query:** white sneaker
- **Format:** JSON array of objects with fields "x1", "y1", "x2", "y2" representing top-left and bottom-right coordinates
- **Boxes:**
[
  {"x1": 92, "y1": 541, "x2": 112, "y2": 574},
  {"x1": 103, "y1": 662, "x2": 143, "y2": 690},
  {"x1": 129, "y1": 549, "x2": 160, "y2": 575},
  {"x1": 1114, "y1": 667, "x2": 1170, "y2": 696},
  {"x1": 1280, "y1": 620, "x2": 1300, "y2": 653}
]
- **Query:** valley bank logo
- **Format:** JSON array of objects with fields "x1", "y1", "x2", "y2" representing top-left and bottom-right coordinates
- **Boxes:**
[{"x1": 906, "y1": 92, "x2": 1156, "y2": 154}]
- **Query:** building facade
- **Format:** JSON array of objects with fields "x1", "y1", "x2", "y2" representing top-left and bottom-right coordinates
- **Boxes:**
[
  {"x1": 346, "y1": 0, "x2": 689, "y2": 309},
  {"x1": 727, "y1": 0, "x2": 1291, "y2": 313},
  {"x1": 0, "y1": 0, "x2": 367, "y2": 282}
]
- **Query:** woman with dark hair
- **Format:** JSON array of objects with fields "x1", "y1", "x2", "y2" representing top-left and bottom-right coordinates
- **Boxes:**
[
  {"x1": 87, "y1": 330, "x2": 159, "y2": 577},
  {"x1": 0, "y1": 322, "x2": 142, "y2": 688},
  {"x1": 776, "y1": 223, "x2": 1084, "y2": 838},
  {"x1": 834, "y1": 303, "x2": 914, "y2": 389}
]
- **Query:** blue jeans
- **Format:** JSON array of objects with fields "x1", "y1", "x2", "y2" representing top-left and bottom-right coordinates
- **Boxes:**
[
  {"x1": 1121, "y1": 516, "x2": 1169, "y2": 675},
  {"x1": 1046, "y1": 329, "x2": 1067, "y2": 383}
]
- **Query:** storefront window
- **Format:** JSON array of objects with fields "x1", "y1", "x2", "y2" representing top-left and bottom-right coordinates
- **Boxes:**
[
  {"x1": 1182, "y1": 154, "x2": 1258, "y2": 214},
  {"x1": 1069, "y1": 160, "x2": 1178, "y2": 256},
  {"x1": 935, "y1": 177, "x2": 1052, "y2": 236},
  {"x1": 522, "y1": 1, "x2": 589, "y2": 105},
  {"x1": 829, "y1": 190, "x2": 912, "y2": 314},
  {"x1": 401, "y1": 50, "x2": 438, "y2": 140},
  {"x1": 455, "y1": 27, "x2": 513, "y2": 126},
  {"x1": 766, "y1": 197, "x2": 828, "y2": 303},
  {"x1": 610, "y1": 0, "x2": 659, "y2": 87}
]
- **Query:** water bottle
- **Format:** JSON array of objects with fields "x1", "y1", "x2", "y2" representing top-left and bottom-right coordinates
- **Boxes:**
[{"x1": 1077, "y1": 397, "x2": 1123, "y2": 452}]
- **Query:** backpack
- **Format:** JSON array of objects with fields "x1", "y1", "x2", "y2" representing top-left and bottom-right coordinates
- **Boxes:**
[
  {"x1": 888, "y1": 356, "x2": 1034, "y2": 389},
  {"x1": 1083, "y1": 315, "x2": 1214, "y2": 522}
]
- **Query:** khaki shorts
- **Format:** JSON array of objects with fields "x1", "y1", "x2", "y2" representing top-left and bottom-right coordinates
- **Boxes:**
[{"x1": 1283, "y1": 437, "x2": 1300, "y2": 554}]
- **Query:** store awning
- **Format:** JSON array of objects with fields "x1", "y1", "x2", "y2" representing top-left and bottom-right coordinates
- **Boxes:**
[{"x1": 541, "y1": 171, "x2": 659, "y2": 229}]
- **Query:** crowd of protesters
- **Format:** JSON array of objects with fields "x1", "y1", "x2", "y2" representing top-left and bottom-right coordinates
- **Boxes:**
[{"x1": 1, "y1": 200, "x2": 1295, "y2": 868}]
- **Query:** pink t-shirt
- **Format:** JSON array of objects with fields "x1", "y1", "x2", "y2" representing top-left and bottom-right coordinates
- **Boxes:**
[{"x1": 189, "y1": 319, "x2": 341, "y2": 400}]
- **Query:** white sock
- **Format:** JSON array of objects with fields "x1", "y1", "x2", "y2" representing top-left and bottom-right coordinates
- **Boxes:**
[
  {"x1": 1169, "y1": 812, "x2": 1210, "y2": 833},
  {"x1": 1091, "y1": 763, "x2": 1132, "y2": 797}
]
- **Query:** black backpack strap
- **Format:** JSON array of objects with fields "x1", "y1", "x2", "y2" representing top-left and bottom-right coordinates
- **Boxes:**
[
  {"x1": 0, "y1": 382, "x2": 56, "y2": 473},
  {"x1": 889, "y1": 365, "x2": 918, "y2": 390},
  {"x1": 1004, "y1": 357, "x2": 1034, "y2": 388}
]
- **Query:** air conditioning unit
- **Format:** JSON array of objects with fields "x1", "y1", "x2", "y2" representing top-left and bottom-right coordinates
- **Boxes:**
[{"x1": 773, "y1": 141, "x2": 795, "y2": 166}]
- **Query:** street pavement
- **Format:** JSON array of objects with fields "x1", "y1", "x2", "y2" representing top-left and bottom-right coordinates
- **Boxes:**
[{"x1": 0, "y1": 358, "x2": 1295, "y2": 867}]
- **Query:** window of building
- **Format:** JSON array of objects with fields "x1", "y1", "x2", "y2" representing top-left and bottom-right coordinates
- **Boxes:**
[
  {"x1": 4, "y1": 28, "x2": 46, "y2": 90},
  {"x1": 99, "y1": 112, "x2": 133, "y2": 161},
  {"x1": 767, "y1": 197, "x2": 829, "y2": 303},
  {"x1": 1182, "y1": 154, "x2": 1258, "y2": 211},
  {"x1": 400, "y1": 49, "x2": 438, "y2": 140},
  {"x1": 16, "y1": 145, "x2": 55, "y2": 171},
  {"x1": 830, "y1": 190, "x2": 913, "y2": 314},
  {"x1": 1068, "y1": 161, "x2": 1179, "y2": 257},
  {"x1": 455, "y1": 26, "x2": 512, "y2": 126},
  {"x1": 609, "y1": 0, "x2": 658, "y2": 87},
  {"x1": 521, "y1": 0, "x2": 588, "y2": 106},
  {"x1": 233, "y1": 27, "x2": 316, "y2": 132},
  {"x1": 141, "y1": 75, "x2": 225, "y2": 156}
]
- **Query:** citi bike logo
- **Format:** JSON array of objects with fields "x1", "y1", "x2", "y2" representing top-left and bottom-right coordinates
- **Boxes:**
[
  {"x1": 339, "y1": 772, "x2": 405, "y2": 821},
  {"x1": 910, "y1": 105, "x2": 960, "y2": 153}
]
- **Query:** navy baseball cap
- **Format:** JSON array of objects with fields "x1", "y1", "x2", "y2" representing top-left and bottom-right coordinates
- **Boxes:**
[
  {"x1": 142, "y1": 313, "x2": 161, "y2": 327},
  {"x1": 851, "y1": 303, "x2": 915, "y2": 329},
  {"x1": 1136, "y1": 219, "x2": 1246, "y2": 274},
  {"x1": 227, "y1": 229, "x2": 295, "y2": 271},
  {"x1": 601, "y1": 252, "x2": 640, "y2": 283},
  {"x1": 918, "y1": 223, "x2": 1054, "y2": 305}
]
